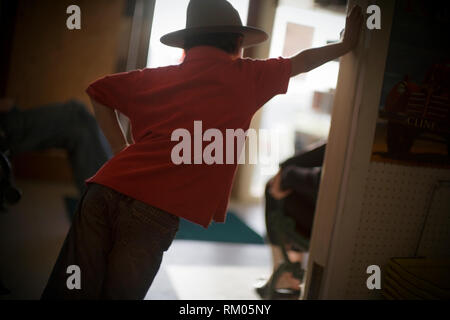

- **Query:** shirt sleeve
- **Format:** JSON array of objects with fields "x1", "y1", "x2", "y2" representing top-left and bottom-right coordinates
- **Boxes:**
[
  {"x1": 243, "y1": 57, "x2": 292, "y2": 109},
  {"x1": 85, "y1": 70, "x2": 141, "y2": 116}
]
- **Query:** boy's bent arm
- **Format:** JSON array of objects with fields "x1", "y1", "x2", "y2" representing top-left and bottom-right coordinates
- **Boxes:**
[
  {"x1": 290, "y1": 5, "x2": 363, "y2": 77},
  {"x1": 90, "y1": 98, "x2": 129, "y2": 155}
]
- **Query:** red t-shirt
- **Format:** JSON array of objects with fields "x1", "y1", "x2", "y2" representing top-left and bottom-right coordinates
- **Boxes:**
[{"x1": 86, "y1": 46, "x2": 291, "y2": 228}]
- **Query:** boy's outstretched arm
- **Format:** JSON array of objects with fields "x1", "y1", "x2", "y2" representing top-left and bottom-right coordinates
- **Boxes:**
[
  {"x1": 290, "y1": 5, "x2": 363, "y2": 77},
  {"x1": 90, "y1": 98, "x2": 129, "y2": 155}
]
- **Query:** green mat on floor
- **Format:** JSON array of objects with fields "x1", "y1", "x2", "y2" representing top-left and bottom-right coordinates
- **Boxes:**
[
  {"x1": 65, "y1": 198, "x2": 264, "y2": 244},
  {"x1": 175, "y1": 212, "x2": 264, "y2": 245}
]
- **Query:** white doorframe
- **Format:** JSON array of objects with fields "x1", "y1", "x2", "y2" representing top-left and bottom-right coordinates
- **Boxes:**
[{"x1": 303, "y1": 0, "x2": 395, "y2": 299}]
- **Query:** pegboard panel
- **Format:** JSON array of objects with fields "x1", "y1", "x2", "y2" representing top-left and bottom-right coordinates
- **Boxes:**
[{"x1": 344, "y1": 162, "x2": 450, "y2": 299}]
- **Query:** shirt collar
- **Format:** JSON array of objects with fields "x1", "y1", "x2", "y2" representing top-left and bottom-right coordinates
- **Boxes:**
[{"x1": 183, "y1": 46, "x2": 233, "y2": 63}]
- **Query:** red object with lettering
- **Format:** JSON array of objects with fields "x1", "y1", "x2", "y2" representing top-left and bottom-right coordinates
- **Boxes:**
[{"x1": 382, "y1": 62, "x2": 450, "y2": 155}]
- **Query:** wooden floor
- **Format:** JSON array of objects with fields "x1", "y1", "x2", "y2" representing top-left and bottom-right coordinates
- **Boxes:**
[{"x1": 0, "y1": 180, "x2": 272, "y2": 300}]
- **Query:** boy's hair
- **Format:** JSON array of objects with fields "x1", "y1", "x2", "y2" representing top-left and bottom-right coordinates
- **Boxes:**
[{"x1": 183, "y1": 32, "x2": 243, "y2": 54}]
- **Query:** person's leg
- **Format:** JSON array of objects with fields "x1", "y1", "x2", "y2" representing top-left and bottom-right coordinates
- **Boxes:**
[
  {"x1": 264, "y1": 180, "x2": 283, "y2": 246},
  {"x1": 1, "y1": 100, "x2": 112, "y2": 195},
  {"x1": 270, "y1": 245, "x2": 284, "y2": 272},
  {"x1": 100, "y1": 195, "x2": 179, "y2": 299},
  {"x1": 262, "y1": 182, "x2": 303, "y2": 293},
  {"x1": 61, "y1": 100, "x2": 112, "y2": 194},
  {"x1": 41, "y1": 184, "x2": 116, "y2": 299}
]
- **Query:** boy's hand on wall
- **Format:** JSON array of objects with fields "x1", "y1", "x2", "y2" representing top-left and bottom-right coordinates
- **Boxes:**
[
  {"x1": 289, "y1": 5, "x2": 364, "y2": 77},
  {"x1": 342, "y1": 5, "x2": 364, "y2": 51}
]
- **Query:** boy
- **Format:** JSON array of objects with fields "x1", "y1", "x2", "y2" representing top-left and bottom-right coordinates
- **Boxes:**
[{"x1": 42, "y1": 0, "x2": 362, "y2": 299}]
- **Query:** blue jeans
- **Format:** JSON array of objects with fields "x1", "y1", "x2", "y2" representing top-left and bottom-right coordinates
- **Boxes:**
[
  {"x1": 0, "y1": 100, "x2": 112, "y2": 194},
  {"x1": 41, "y1": 183, "x2": 179, "y2": 300}
]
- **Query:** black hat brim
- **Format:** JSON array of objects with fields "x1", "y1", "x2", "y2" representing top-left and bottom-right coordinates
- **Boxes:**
[{"x1": 160, "y1": 25, "x2": 268, "y2": 49}]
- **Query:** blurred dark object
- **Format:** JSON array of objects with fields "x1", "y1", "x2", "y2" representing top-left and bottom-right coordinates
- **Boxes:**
[
  {"x1": 0, "y1": 127, "x2": 21, "y2": 211},
  {"x1": 315, "y1": 0, "x2": 347, "y2": 8},
  {"x1": 0, "y1": 0, "x2": 18, "y2": 97},
  {"x1": 0, "y1": 279, "x2": 10, "y2": 295}
]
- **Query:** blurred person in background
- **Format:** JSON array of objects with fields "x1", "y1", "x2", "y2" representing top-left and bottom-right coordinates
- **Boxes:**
[
  {"x1": 0, "y1": 97, "x2": 112, "y2": 196},
  {"x1": 257, "y1": 141, "x2": 326, "y2": 299}
]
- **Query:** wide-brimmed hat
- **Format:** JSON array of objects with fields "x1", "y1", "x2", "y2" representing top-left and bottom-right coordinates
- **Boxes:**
[{"x1": 160, "y1": 0, "x2": 268, "y2": 49}]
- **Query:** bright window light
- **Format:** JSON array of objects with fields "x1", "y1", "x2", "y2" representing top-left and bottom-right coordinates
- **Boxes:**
[{"x1": 147, "y1": 0, "x2": 249, "y2": 68}]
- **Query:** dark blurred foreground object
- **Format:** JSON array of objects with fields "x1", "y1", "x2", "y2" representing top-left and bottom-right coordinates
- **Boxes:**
[
  {"x1": 0, "y1": 99, "x2": 112, "y2": 196},
  {"x1": 0, "y1": 123, "x2": 19, "y2": 295},
  {"x1": 0, "y1": 126, "x2": 21, "y2": 211},
  {"x1": 315, "y1": 0, "x2": 347, "y2": 6},
  {"x1": 383, "y1": 257, "x2": 450, "y2": 300},
  {"x1": 257, "y1": 142, "x2": 325, "y2": 299},
  {"x1": 0, "y1": 149, "x2": 21, "y2": 211}
]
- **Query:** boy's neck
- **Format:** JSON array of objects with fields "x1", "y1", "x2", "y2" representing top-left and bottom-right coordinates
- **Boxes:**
[{"x1": 183, "y1": 46, "x2": 241, "y2": 62}]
